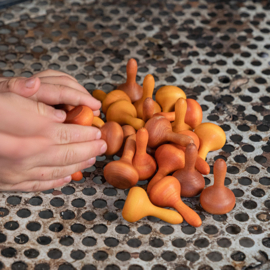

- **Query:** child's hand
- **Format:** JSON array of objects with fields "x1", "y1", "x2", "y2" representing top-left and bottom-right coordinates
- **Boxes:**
[
  {"x1": 0, "y1": 69, "x2": 101, "y2": 116},
  {"x1": 0, "y1": 89, "x2": 107, "y2": 192}
]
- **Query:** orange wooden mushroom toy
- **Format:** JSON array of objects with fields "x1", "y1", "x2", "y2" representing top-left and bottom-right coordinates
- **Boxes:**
[{"x1": 200, "y1": 159, "x2": 235, "y2": 214}]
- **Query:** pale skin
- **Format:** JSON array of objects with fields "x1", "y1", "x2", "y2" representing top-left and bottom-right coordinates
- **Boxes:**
[{"x1": 0, "y1": 70, "x2": 107, "y2": 192}]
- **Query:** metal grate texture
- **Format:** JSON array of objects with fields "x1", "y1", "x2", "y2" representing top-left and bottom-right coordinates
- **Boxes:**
[{"x1": 0, "y1": 0, "x2": 270, "y2": 269}]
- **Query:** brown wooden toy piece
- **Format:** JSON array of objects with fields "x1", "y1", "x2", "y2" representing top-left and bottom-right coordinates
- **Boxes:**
[
  {"x1": 172, "y1": 98, "x2": 192, "y2": 133},
  {"x1": 102, "y1": 90, "x2": 131, "y2": 114},
  {"x1": 154, "y1": 111, "x2": 175, "y2": 122},
  {"x1": 194, "y1": 123, "x2": 226, "y2": 160},
  {"x1": 185, "y1": 99, "x2": 203, "y2": 129},
  {"x1": 65, "y1": 105, "x2": 94, "y2": 126},
  {"x1": 171, "y1": 131, "x2": 210, "y2": 175},
  {"x1": 173, "y1": 143, "x2": 205, "y2": 197},
  {"x1": 122, "y1": 187, "x2": 183, "y2": 224},
  {"x1": 92, "y1": 89, "x2": 107, "y2": 102},
  {"x1": 132, "y1": 128, "x2": 157, "y2": 180},
  {"x1": 71, "y1": 171, "x2": 83, "y2": 181},
  {"x1": 117, "y1": 58, "x2": 143, "y2": 102},
  {"x1": 134, "y1": 74, "x2": 161, "y2": 119},
  {"x1": 100, "y1": 121, "x2": 124, "y2": 156},
  {"x1": 200, "y1": 159, "x2": 235, "y2": 214},
  {"x1": 92, "y1": 116, "x2": 105, "y2": 128},
  {"x1": 155, "y1": 85, "x2": 186, "y2": 112},
  {"x1": 104, "y1": 136, "x2": 139, "y2": 189},
  {"x1": 106, "y1": 100, "x2": 145, "y2": 130},
  {"x1": 144, "y1": 116, "x2": 193, "y2": 149},
  {"x1": 147, "y1": 144, "x2": 185, "y2": 193},
  {"x1": 143, "y1": 97, "x2": 155, "y2": 122},
  {"x1": 149, "y1": 176, "x2": 202, "y2": 227}
]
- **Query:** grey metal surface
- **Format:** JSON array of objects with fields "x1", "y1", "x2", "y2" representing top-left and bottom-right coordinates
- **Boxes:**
[{"x1": 0, "y1": 0, "x2": 270, "y2": 269}]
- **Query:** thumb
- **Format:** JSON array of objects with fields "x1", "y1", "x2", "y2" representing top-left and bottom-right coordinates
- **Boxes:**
[{"x1": 0, "y1": 76, "x2": 40, "y2": 97}]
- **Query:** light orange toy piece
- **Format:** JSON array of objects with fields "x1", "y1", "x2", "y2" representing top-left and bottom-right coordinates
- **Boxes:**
[
  {"x1": 92, "y1": 89, "x2": 107, "y2": 102},
  {"x1": 71, "y1": 171, "x2": 83, "y2": 181},
  {"x1": 102, "y1": 90, "x2": 131, "y2": 114},
  {"x1": 194, "y1": 123, "x2": 226, "y2": 160},
  {"x1": 122, "y1": 186, "x2": 183, "y2": 224},
  {"x1": 92, "y1": 116, "x2": 105, "y2": 128},
  {"x1": 155, "y1": 85, "x2": 186, "y2": 112},
  {"x1": 133, "y1": 74, "x2": 161, "y2": 119},
  {"x1": 106, "y1": 100, "x2": 145, "y2": 130},
  {"x1": 172, "y1": 98, "x2": 192, "y2": 133},
  {"x1": 185, "y1": 99, "x2": 203, "y2": 129}
]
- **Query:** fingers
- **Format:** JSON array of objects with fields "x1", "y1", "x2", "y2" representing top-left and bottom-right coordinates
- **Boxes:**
[
  {"x1": 47, "y1": 124, "x2": 102, "y2": 145},
  {"x1": 7, "y1": 176, "x2": 72, "y2": 192},
  {"x1": 0, "y1": 77, "x2": 40, "y2": 97},
  {"x1": 93, "y1": 110, "x2": 101, "y2": 117},
  {"x1": 35, "y1": 83, "x2": 101, "y2": 111},
  {"x1": 39, "y1": 76, "x2": 89, "y2": 94},
  {"x1": 32, "y1": 69, "x2": 77, "y2": 82},
  {"x1": 34, "y1": 139, "x2": 107, "y2": 167},
  {"x1": 28, "y1": 156, "x2": 98, "y2": 181}
]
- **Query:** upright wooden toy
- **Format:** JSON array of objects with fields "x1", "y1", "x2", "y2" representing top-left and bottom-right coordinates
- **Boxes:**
[
  {"x1": 122, "y1": 187, "x2": 183, "y2": 224},
  {"x1": 117, "y1": 58, "x2": 143, "y2": 102},
  {"x1": 143, "y1": 97, "x2": 155, "y2": 122},
  {"x1": 173, "y1": 143, "x2": 205, "y2": 197},
  {"x1": 200, "y1": 159, "x2": 235, "y2": 214},
  {"x1": 132, "y1": 128, "x2": 157, "y2": 180},
  {"x1": 133, "y1": 74, "x2": 161, "y2": 119},
  {"x1": 104, "y1": 136, "x2": 139, "y2": 189},
  {"x1": 185, "y1": 99, "x2": 203, "y2": 129}
]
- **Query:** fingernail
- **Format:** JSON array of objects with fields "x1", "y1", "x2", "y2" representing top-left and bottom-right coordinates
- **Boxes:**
[
  {"x1": 96, "y1": 130, "x2": 101, "y2": 140},
  {"x1": 87, "y1": 157, "x2": 96, "y2": 166},
  {"x1": 25, "y1": 77, "x2": 37, "y2": 88},
  {"x1": 55, "y1": 109, "x2": 66, "y2": 120},
  {"x1": 100, "y1": 143, "x2": 107, "y2": 154},
  {"x1": 64, "y1": 175, "x2": 72, "y2": 183}
]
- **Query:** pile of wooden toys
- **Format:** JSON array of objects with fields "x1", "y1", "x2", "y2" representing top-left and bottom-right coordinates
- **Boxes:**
[{"x1": 64, "y1": 58, "x2": 236, "y2": 227}]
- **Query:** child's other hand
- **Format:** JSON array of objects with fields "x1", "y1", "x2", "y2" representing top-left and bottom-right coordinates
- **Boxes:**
[{"x1": 0, "y1": 69, "x2": 101, "y2": 116}]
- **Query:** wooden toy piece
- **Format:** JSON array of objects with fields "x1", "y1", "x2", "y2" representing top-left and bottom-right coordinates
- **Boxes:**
[
  {"x1": 171, "y1": 130, "x2": 210, "y2": 175},
  {"x1": 144, "y1": 115, "x2": 193, "y2": 149},
  {"x1": 155, "y1": 85, "x2": 186, "y2": 112},
  {"x1": 194, "y1": 123, "x2": 226, "y2": 160},
  {"x1": 65, "y1": 105, "x2": 94, "y2": 126},
  {"x1": 172, "y1": 98, "x2": 192, "y2": 133},
  {"x1": 102, "y1": 90, "x2": 131, "y2": 114},
  {"x1": 132, "y1": 128, "x2": 157, "y2": 180},
  {"x1": 173, "y1": 143, "x2": 205, "y2": 197},
  {"x1": 133, "y1": 74, "x2": 161, "y2": 119},
  {"x1": 71, "y1": 171, "x2": 83, "y2": 181},
  {"x1": 57, "y1": 104, "x2": 75, "y2": 112},
  {"x1": 100, "y1": 121, "x2": 124, "y2": 156},
  {"x1": 149, "y1": 176, "x2": 202, "y2": 227},
  {"x1": 147, "y1": 144, "x2": 185, "y2": 193},
  {"x1": 154, "y1": 112, "x2": 175, "y2": 122},
  {"x1": 122, "y1": 186, "x2": 183, "y2": 224},
  {"x1": 92, "y1": 116, "x2": 105, "y2": 128},
  {"x1": 185, "y1": 99, "x2": 203, "y2": 129},
  {"x1": 143, "y1": 97, "x2": 155, "y2": 122},
  {"x1": 117, "y1": 58, "x2": 143, "y2": 102},
  {"x1": 106, "y1": 100, "x2": 145, "y2": 130},
  {"x1": 92, "y1": 89, "x2": 107, "y2": 102},
  {"x1": 122, "y1": 125, "x2": 136, "y2": 139},
  {"x1": 200, "y1": 159, "x2": 235, "y2": 214},
  {"x1": 104, "y1": 136, "x2": 139, "y2": 189}
]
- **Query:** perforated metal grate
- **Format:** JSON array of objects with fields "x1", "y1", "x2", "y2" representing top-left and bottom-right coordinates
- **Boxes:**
[{"x1": 0, "y1": 0, "x2": 270, "y2": 269}]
